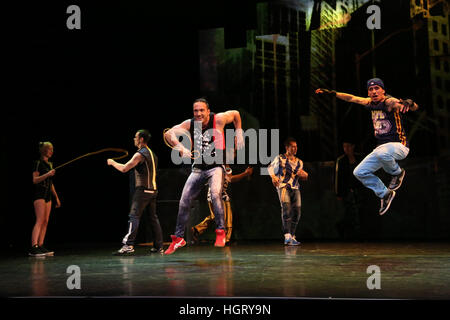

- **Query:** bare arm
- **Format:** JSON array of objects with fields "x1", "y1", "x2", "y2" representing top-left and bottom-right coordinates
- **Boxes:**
[
  {"x1": 32, "y1": 170, "x2": 61, "y2": 207},
  {"x1": 51, "y1": 184, "x2": 61, "y2": 208},
  {"x1": 230, "y1": 167, "x2": 253, "y2": 183},
  {"x1": 335, "y1": 92, "x2": 371, "y2": 105},
  {"x1": 216, "y1": 110, "x2": 244, "y2": 149},
  {"x1": 315, "y1": 88, "x2": 371, "y2": 106},
  {"x1": 296, "y1": 169, "x2": 308, "y2": 180},
  {"x1": 385, "y1": 97, "x2": 419, "y2": 113},
  {"x1": 32, "y1": 170, "x2": 55, "y2": 184},
  {"x1": 107, "y1": 152, "x2": 143, "y2": 173},
  {"x1": 217, "y1": 110, "x2": 242, "y2": 128},
  {"x1": 164, "y1": 120, "x2": 192, "y2": 157}
]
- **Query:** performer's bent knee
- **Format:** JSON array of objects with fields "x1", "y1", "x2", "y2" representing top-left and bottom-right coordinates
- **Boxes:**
[
  {"x1": 353, "y1": 166, "x2": 368, "y2": 179},
  {"x1": 179, "y1": 194, "x2": 194, "y2": 209}
]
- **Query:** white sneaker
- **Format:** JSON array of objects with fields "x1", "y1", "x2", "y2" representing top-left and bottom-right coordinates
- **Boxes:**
[{"x1": 115, "y1": 245, "x2": 134, "y2": 255}]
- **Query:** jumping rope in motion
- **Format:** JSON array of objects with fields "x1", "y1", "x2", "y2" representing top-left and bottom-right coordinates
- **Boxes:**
[
  {"x1": 54, "y1": 148, "x2": 129, "y2": 170},
  {"x1": 162, "y1": 128, "x2": 200, "y2": 159}
]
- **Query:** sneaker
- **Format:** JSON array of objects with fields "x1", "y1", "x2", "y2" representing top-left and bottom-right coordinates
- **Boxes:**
[
  {"x1": 389, "y1": 169, "x2": 405, "y2": 191},
  {"x1": 28, "y1": 245, "x2": 46, "y2": 257},
  {"x1": 114, "y1": 245, "x2": 134, "y2": 255},
  {"x1": 379, "y1": 189, "x2": 396, "y2": 216},
  {"x1": 214, "y1": 229, "x2": 226, "y2": 247},
  {"x1": 288, "y1": 237, "x2": 301, "y2": 246},
  {"x1": 284, "y1": 233, "x2": 292, "y2": 245},
  {"x1": 191, "y1": 227, "x2": 200, "y2": 244},
  {"x1": 164, "y1": 235, "x2": 186, "y2": 255},
  {"x1": 39, "y1": 246, "x2": 54, "y2": 256}
]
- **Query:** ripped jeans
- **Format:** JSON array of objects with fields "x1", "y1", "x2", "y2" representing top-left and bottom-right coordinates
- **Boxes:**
[
  {"x1": 174, "y1": 166, "x2": 224, "y2": 238},
  {"x1": 277, "y1": 187, "x2": 302, "y2": 236}
]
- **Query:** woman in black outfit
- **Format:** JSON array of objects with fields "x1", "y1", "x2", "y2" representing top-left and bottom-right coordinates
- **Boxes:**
[{"x1": 30, "y1": 142, "x2": 61, "y2": 257}]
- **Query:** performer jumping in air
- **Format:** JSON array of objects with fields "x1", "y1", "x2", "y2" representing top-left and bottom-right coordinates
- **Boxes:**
[
  {"x1": 268, "y1": 137, "x2": 308, "y2": 246},
  {"x1": 107, "y1": 129, "x2": 164, "y2": 255},
  {"x1": 316, "y1": 78, "x2": 419, "y2": 215},
  {"x1": 31, "y1": 142, "x2": 61, "y2": 257},
  {"x1": 163, "y1": 98, "x2": 244, "y2": 255}
]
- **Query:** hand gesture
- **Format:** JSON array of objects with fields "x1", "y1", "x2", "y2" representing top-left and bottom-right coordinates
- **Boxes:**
[
  {"x1": 399, "y1": 99, "x2": 413, "y2": 113},
  {"x1": 47, "y1": 169, "x2": 56, "y2": 177},
  {"x1": 315, "y1": 88, "x2": 324, "y2": 94},
  {"x1": 297, "y1": 169, "x2": 308, "y2": 180},
  {"x1": 180, "y1": 146, "x2": 192, "y2": 158},
  {"x1": 315, "y1": 88, "x2": 336, "y2": 96},
  {"x1": 107, "y1": 159, "x2": 115, "y2": 166},
  {"x1": 271, "y1": 176, "x2": 280, "y2": 188}
]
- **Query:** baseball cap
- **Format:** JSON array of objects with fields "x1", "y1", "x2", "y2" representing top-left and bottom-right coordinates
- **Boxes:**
[{"x1": 367, "y1": 78, "x2": 385, "y2": 90}]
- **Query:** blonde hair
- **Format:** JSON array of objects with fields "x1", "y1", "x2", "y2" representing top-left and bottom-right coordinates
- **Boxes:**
[{"x1": 39, "y1": 141, "x2": 53, "y2": 156}]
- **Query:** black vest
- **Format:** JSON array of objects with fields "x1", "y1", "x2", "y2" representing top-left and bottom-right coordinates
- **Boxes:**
[
  {"x1": 134, "y1": 147, "x2": 157, "y2": 190},
  {"x1": 189, "y1": 112, "x2": 225, "y2": 170}
]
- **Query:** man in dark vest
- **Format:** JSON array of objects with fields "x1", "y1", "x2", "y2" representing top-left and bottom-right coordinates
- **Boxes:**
[
  {"x1": 164, "y1": 98, "x2": 244, "y2": 254},
  {"x1": 316, "y1": 78, "x2": 419, "y2": 215},
  {"x1": 107, "y1": 129, "x2": 163, "y2": 255}
]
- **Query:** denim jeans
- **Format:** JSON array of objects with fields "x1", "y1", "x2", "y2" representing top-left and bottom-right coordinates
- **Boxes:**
[
  {"x1": 175, "y1": 166, "x2": 224, "y2": 238},
  {"x1": 353, "y1": 142, "x2": 409, "y2": 199},
  {"x1": 277, "y1": 187, "x2": 301, "y2": 236}
]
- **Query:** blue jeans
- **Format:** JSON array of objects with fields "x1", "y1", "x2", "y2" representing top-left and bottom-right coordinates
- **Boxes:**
[
  {"x1": 353, "y1": 142, "x2": 409, "y2": 199},
  {"x1": 277, "y1": 187, "x2": 301, "y2": 236},
  {"x1": 175, "y1": 166, "x2": 225, "y2": 238}
]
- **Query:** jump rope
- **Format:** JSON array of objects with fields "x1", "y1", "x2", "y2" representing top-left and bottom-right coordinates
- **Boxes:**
[
  {"x1": 52, "y1": 128, "x2": 195, "y2": 171},
  {"x1": 54, "y1": 148, "x2": 129, "y2": 170}
]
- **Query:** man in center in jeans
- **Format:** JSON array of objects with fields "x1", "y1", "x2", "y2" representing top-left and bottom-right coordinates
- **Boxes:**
[{"x1": 164, "y1": 98, "x2": 244, "y2": 255}]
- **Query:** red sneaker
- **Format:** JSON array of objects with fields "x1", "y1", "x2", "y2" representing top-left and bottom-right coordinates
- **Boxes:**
[
  {"x1": 214, "y1": 229, "x2": 226, "y2": 247},
  {"x1": 164, "y1": 235, "x2": 186, "y2": 255}
]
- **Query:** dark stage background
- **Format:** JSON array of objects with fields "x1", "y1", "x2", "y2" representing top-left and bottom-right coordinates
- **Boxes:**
[{"x1": 2, "y1": 0, "x2": 450, "y2": 251}]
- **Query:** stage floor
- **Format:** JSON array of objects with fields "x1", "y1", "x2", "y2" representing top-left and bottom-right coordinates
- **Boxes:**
[{"x1": 1, "y1": 241, "x2": 450, "y2": 299}]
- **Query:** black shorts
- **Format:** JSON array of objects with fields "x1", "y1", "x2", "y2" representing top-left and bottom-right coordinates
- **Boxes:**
[{"x1": 33, "y1": 191, "x2": 51, "y2": 203}]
